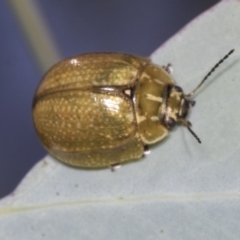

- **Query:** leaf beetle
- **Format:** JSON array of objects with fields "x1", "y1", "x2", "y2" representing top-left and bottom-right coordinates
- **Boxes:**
[{"x1": 32, "y1": 50, "x2": 234, "y2": 169}]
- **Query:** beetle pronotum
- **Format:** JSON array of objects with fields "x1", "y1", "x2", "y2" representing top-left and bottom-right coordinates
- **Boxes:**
[{"x1": 32, "y1": 50, "x2": 234, "y2": 169}]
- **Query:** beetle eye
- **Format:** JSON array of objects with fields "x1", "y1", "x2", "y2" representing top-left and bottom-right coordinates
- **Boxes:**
[{"x1": 166, "y1": 117, "x2": 176, "y2": 129}]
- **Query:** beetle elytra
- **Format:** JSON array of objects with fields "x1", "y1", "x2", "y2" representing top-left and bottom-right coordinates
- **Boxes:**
[{"x1": 32, "y1": 50, "x2": 234, "y2": 168}]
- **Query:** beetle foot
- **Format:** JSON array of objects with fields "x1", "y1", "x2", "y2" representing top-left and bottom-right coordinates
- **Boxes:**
[
  {"x1": 189, "y1": 100, "x2": 196, "y2": 106},
  {"x1": 110, "y1": 163, "x2": 121, "y2": 172},
  {"x1": 143, "y1": 145, "x2": 151, "y2": 156},
  {"x1": 162, "y1": 63, "x2": 173, "y2": 74}
]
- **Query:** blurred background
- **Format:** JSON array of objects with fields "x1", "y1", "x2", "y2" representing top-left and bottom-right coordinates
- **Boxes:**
[{"x1": 0, "y1": 0, "x2": 218, "y2": 198}]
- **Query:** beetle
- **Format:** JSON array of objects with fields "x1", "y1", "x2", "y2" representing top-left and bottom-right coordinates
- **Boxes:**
[{"x1": 32, "y1": 50, "x2": 234, "y2": 169}]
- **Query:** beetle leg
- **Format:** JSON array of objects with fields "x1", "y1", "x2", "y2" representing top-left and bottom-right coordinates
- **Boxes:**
[
  {"x1": 188, "y1": 100, "x2": 196, "y2": 106},
  {"x1": 143, "y1": 145, "x2": 151, "y2": 156},
  {"x1": 110, "y1": 163, "x2": 121, "y2": 172},
  {"x1": 162, "y1": 63, "x2": 173, "y2": 74}
]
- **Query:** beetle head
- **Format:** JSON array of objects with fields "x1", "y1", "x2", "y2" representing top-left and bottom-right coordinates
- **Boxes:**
[
  {"x1": 162, "y1": 49, "x2": 234, "y2": 144},
  {"x1": 162, "y1": 85, "x2": 200, "y2": 141}
]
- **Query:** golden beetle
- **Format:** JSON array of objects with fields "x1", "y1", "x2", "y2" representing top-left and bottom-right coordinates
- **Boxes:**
[{"x1": 32, "y1": 50, "x2": 234, "y2": 169}]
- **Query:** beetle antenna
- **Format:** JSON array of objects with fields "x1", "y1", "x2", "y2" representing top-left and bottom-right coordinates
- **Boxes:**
[
  {"x1": 185, "y1": 49, "x2": 234, "y2": 97},
  {"x1": 186, "y1": 125, "x2": 201, "y2": 144},
  {"x1": 180, "y1": 119, "x2": 201, "y2": 144}
]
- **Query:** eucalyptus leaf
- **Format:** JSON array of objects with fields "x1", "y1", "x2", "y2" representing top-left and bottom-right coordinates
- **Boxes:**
[{"x1": 1, "y1": 0, "x2": 240, "y2": 239}]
